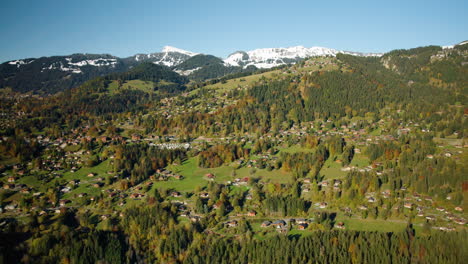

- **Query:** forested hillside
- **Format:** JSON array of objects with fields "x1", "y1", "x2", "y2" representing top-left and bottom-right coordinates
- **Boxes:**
[{"x1": 0, "y1": 43, "x2": 466, "y2": 263}]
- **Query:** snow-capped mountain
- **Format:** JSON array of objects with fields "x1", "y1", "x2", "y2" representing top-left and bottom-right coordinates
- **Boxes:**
[
  {"x1": 224, "y1": 46, "x2": 383, "y2": 69},
  {"x1": 129, "y1": 46, "x2": 198, "y2": 67}
]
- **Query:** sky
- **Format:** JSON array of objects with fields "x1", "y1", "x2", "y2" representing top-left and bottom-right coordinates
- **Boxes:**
[{"x1": 0, "y1": 0, "x2": 467, "y2": 63}]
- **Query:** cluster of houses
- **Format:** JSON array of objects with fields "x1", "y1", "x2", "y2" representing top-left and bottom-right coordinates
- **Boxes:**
[{"x1": 150, "y1": 169, "x2": 184, "y2": 181}]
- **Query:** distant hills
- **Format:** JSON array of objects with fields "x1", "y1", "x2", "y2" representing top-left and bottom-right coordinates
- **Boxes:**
[{"x1": 0, "y1": 41, "x2": 466, "y2": 94}]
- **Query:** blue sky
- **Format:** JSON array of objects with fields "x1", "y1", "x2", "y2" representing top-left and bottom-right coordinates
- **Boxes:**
[{"x1": 0, "y1": 0, "x2": 467, "y2": 62}]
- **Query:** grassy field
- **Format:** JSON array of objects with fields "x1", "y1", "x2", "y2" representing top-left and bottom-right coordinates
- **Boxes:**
[
  {"x1": 277, "y1": 145, "x2": 314, "y2": 154},
  {"x1": 349, "y1": 154, "x2": 370, "y2": 167},
  {"x1": 61, "y1": 159, "x2": 114, "y2": 199},
  {"x1": 334, "y1": 216, "x2": 408, "y2": 233},
  {"x1": 107, "y1": 80, "x2": 156, "y2": 94},
  {"x1": 320, "y1": 156, "x2": 347, "y2": 180},
  {"x1": 153, "y1": 157, "x2": 292, "y2": 193},
  {"x1": 202, "y1": 70, "x2": 282, "y2": 95}
]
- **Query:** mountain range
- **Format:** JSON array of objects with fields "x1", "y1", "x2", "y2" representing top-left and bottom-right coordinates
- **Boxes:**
[{"x1": 0, "y1": 42, "x2": 465, "y2": 94}]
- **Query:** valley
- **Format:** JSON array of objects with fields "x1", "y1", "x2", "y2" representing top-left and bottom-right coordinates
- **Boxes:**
[{"x1": 0, "y1": 43, "x2": 467, "y2": 263}]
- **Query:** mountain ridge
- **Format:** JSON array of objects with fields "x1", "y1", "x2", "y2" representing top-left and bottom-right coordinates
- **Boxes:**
[{"x1": 1, "y1": 41, "x2": 466, "y2": 94}]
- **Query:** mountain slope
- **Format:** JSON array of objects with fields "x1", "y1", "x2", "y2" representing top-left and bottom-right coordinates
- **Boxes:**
[
  {"x1": 0, "y1": 54, "x2": 129, "y2": 94},
  {"x1": 0, "y1": 46, "x2": 197, "y2": 94},
  {"x1": 224, "y1": 46, "x2": 383, "y2": 69},
  {"x1": 127, "y1": 46, "x2": 198, "y2": 67}
]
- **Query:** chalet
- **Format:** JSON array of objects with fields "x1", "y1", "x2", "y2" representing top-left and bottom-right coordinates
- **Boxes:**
[
  {"x1": 425, "y1": 215, "x2": 436, "y2": 221},
  {"x1": 7, "y1": 176, "x2": 15, "y2": 183},
  {"x1": 404, "y1": 202, "x2": 413, "y2": 209},
  {"x1": 205, "y1": 173, "x2": 215, "y2": 180},
  {"x1": 436, "y1": 207, "x2": 445, "y2": 212},
  {"x1": 3, "y1": 184, "x2": 15, "y2": 190},
  {"x1": 78, "y1": 193, "x2": 87, "y2": 198},
  {"x1": 302, "y1": 188, "x2": 310, "y2": 193},
  {"x1": 335, "y1": 222, "x2": 345, "y2": 230},
  {"x1": 200, "y1": 192, "x2": 209, "y2": 198},
  {"x1": 59, "y1": 200, "x2": 70, "y2": 206},
  {"x1": 20, "y1": 187, "x2": 30, "y2": 194},
  {"x1": 303, "y1": 178, "x2": 311, "y2": 184},
  {"x1": 447, "y1": 214, "x2": 456, "y2": 220},
  {"x1": 4, "y1": 204, "x2": 17, "y2": 211},
  {"x1": 101, "y1": 215, "x2": 110, "y2": 220},
  {"x1": 261, "y1": 221, "x2": 272, "y2": 227},
  {"x1": 213, "y1": 201, "x2": 223, "y2": 209},
  {"x1": 454, "y1": 219, "x2": 466, "y2": 225},
  {"x1": 358, "y1": 205, "x2": 368, "y2": 211},
  {"x1": 272, "y1": 220, "x2": 286, "y2": 229},
  {"x1": 92, "y1": 183, "x2": 103, "y2": 188},
  {"x1": 69, "y1": 180, "x2": 79, "y2": 185},
  {"x1": 296, "y1": 219, "x2": 307, "y2": 224},
  {"x1": 455, "y1": 207, "x2": 463, "y2": 212},
  {"x1": 98, "y1": 136, "x2": 109, "y2": 143},
  {"x1": 367, "y1": 197, "x2": 376, "y2": 203},
  {"x1": 131, "y1": 134, "x2": 142, "y2": 141},
  {"x1": 319, "y1": 202, "x2": 328, "y2": 209},
  {"x1": 247, "y1": 211, "x2": 257, "y2": 217},
  {"x1": 87, "y1": 173, "x2": 95, "y2": 177},
  {"x1": 298, "y1": 223, "x2": 308, "y2": 230},
  {"x1": 319, "y1": 181, "x2": 329, "y2": 187},
  {"x1": 245, "y1": 194, "x2": 253, "y2": 200},
  {"x1": 226, "y1": 220, "x2": 238, "y2": 227}
]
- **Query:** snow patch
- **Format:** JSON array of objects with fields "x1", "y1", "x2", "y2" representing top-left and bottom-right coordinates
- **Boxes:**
[
  {"x1": 66, "y1": 58, "x2": 117, "y2": 67},
  {"x1": 175, "y1": 67, "x2": 201, "y2": 76},
  {"x1": 162, "y1": 46, "x2": 198, "y2": 56},
  {"x1": 224, "y1": 46, "x2": 383, "y2": 69},
  {"x1": 8, "y1": 59, "x2": 34, "y2": 68}
]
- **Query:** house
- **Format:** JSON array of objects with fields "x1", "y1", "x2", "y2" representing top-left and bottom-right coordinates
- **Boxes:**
[
  {"x1": 358, "y1": 205, "x2": 368, "y2": 211},
  {"x1": 404, "y1": 202, "x2": 413, "y2": 209},
  {"x1": 319, "y1": 202, "x2": 328, "y2": 209},
  {"x1": 296, "y1": 219, "x2": 308, "y2": 224},
  {"x1": 59, "y1": 200, "x2": 70, "y2": 206},
  {"x1": 303, "y1": 178, "x2": 311, "y2": 184},
  {"x1": 454, "y1": 219, "x2": 466, "y2": 225},
  {"x1": 131, "y1": 134, "x2": 142, "y2": 141},
  {"x1": 425, "y1": 215, "x2": 436, "y2": 221},
  {"x1": 455, "y1": 207, "x2": 463, "y2": 212},
  {"x1": 92, "y1": 183, "x2": 103, "y2": 188},
  {"x1": 226, "y1": 220, "x2": 238, "y2": 227},
  {"x1": 205, "y1": 173, "x2": 215, "y2": 180},
  {"x1": 87, "y1": 173, "x2": 95, "y2": 177},
  {"x1": 298, "y1": 223, "x2": 308, "y2": 230},
  {"x1": 335, "y1": 222, "x2": 345, "y2": 229},
  {"x1": 261, "y1": 221, "x2": 271, "y2": 227},
  {"x1": 272, "y1": 220, "x2": 286, "y2": 229},
  {"x1": 200, "y1": 192, "x2": 209, "y2": 198},
  {"x1": 3, "y1": 184, "x2": 15, "y2": 190},
  {"x1": 7, "y1": 176, "x2": 15, "y2": 183},
  {"x1": 319, "y1": 181, "x2": 329, "y2": 187},
  {"x1": 247, "y1": 211, "x2": 257, "y2": 217},
  {"x1": 171, "y1": 191, "x2": 181, "y2": 197}
]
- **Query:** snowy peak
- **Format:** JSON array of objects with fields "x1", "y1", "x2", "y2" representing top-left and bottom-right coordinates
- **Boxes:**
[
  {"x1": 131, "y1": 46, "x2": 198, "y2": 67},
  {"x1": 224, "y1": 46, "x2": 383, "y2": 69},
  {"x1": 162, "y1": 46, "x2": 198, "y2": 57}
]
